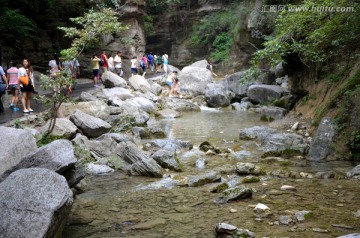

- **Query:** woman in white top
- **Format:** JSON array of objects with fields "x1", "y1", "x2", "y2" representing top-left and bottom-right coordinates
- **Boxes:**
[
  {"x1": 18, "y1": 59, "x2": 35, "y2": 113},
  {"x1": 131, "y1": 56, "x2": 138, "y2": 77}
]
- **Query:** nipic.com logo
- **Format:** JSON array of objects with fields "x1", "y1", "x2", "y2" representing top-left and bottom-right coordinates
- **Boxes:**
[{"x1": 262, "y1": 5, "x2": 356, "y2": 13}]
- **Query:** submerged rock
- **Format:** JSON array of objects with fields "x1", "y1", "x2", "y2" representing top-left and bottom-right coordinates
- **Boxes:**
[
  {"x1": 0, "y1": 168, "x2": 73, "y2": 238},
  {"x1": 215, "y1": 223, "x2": 256, "y2": 238},
  {"x1": 215, "y1": 185, "x2": 252, "y2": 204},
  {"x1": 188, "y1": 171, "x2": 221, "y2": 187}
]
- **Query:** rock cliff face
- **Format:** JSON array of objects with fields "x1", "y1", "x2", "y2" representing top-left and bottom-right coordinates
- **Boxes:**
[{"x1": 146, "y1": 0, "x2": 275, "y2": 72}]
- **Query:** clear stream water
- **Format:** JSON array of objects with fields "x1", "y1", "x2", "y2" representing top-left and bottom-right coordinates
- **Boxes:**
[{"x1": 63, "y1": 110, "x2": 360, "y2": 238}]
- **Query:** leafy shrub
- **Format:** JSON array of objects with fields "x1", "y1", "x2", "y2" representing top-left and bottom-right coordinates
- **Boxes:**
[{"x1": 348, "y1": 130, "x2": 360, "y2": 160}]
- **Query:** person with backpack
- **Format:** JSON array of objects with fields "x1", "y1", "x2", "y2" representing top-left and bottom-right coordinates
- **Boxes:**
[
  {"x1": 7, "y1": 62, "x2": 20, "y2": 111},
  {"x1": 148, "y1": 52, "x2": 154, "y2": 72},
  {"x1": 49, "y1": 53, "x2": 62, "y2": 93},
  {"x1": 156, "y1": 54, "x2": 162, "y2": 72},
  {"x1": 70, "y1": 58, "x2": 80, "y2": 90},
  {"x1": 140, "y1": 54, "x2": 148, "y2": 77},
  {"x1": 0, "y1": 65, "x2": 8, "y2": 115},
  {"x1": 91, "y1": 54, "x2": 101, "y2": 88},
  {"x1": 100, "y1": 51, "x2": 108, "y2": 72},
  {"x1": 18, "y1": 59, "x2": 35, "y2": 113}
]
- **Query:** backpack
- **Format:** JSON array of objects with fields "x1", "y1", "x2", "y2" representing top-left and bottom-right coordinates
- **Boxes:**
[
  {"x1": 99, "y1": 58, "x2": 105, "y2": 66},
  {"x1": 140, "y1": 59, "x2": 145, "y2": 67}
]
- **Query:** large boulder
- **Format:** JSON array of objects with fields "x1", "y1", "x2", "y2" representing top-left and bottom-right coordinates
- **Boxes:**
[
  {"x1": 1, "y1": 140, "x2": 76, "y2": 181},
  {"x1": 143, "y1": 139, "x2": 193, "y2": 153},
  {"x1": 205, "y1": 83, "x2": 230, "y2": 108},
  {"x1": 116, "y1": 141, "x2": 164, "y2": 177},
  {"x1": 0, "y1": 127, "x2": 37, "y2": 177},
  {"x1": 102, "y1": 71, "x2": 127, "y2": 88},
  {"x1": 221, "y1": 71, "x2": 252, "y2": 100},
  {"x1": 70, "y1": 110, "x2": 112, "y2": 138},
  {"x1": 183, "y1": 59, "x2": 208, "y2": 69},
  {"x1": 108, "y1": 99, "x2": 149, "y2": 125},
  {"x1": 58, "y1": 100, "x2": 110, "y2": 120},
  {"x1": 247, "y1": 85, "x2": 286, "y2": 104},
  {"x1": 151, "y1": 150, "x2": 182, "y2": 172},
  {"x1": 309, "y1": 117, "x2": 336, "y2": 161},
  {"x1": 178, "y1": 60, "x2": 213, "y2": 97},
  {"x1": 103, "y1": 87, "x2": 134, "y2": 100},
  {"x1": 40, "y1": 118, "x2": 77, "y2": 139},
  {"x1": 129, "y1": 75, "x2": 152, "y2": 93},
  {"x1": 0, "y1": 168, "x2": 73, "y2": 238},
  {"x1": 249, "y1": 106, "x2": 287, "y2": 119},
  {"x1": 275, "y1": 62, "x2": 286, "y2": 78},
  {"x1": 164, "y1": 98, "x2": 201, "y2": 112},
  {"x1": 126, "y1": 97, "x2": 157, "y2": 113}
]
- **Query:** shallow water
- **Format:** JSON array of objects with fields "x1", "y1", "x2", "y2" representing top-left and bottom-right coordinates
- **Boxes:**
[{"x1": 63, "y1": 110, "x2": 360, "y2": 238}]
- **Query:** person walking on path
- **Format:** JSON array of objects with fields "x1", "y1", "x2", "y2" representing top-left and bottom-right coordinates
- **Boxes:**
[
  {"x1": 162, "y1": 52, "x2": 169, "y2": 74},
  {"x1": 140, "y1": 54, "x2": 148, "y2": 77},
  {"x1": 49, "y1": 53, "x2": 62, "y2": 93},
  {"x1": 18, "y1": 59, "x2": 35, "y2": 113},
  {"x1": 107, "y1": 53, "x2": 115, "y2": 73},
  {"x1": 131, "y1": 56, "x2": 138, "y2": 77},
  {"x1": 0, "y1": 65, "x2": 8, "y2": 114},
  {"x1": 114, "y1": 51, "x2": 123, "y2": 76},
  {"x1": 70, "y1": 58, "x2": 80, "y2": 90},
  {"x1": 7, "y1": 62, "x2": 20, "y2": 111},
  {"x1": 156, "y1": 54, "x2": 162, "y2": 72},
  {"x1": 91, "y1": 54, "x2": 101, "y2": 88},
  {"x1": 101, "y1": 51, "x2": 108, "y2": 72},
  {"x1": 148, "y1": 52, "x2": 154, "y2": 72}
]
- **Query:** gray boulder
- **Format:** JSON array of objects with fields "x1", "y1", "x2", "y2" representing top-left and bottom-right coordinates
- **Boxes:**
[
  {"x1": 236, "y1": 162, "x2": 262, "y2": 175},
  {"x1": 215, "y1": 185, "x2": 253, "y2": 204},
  {"x1": 87, "y1": 163, "x2": 114, "y2": 174},
  {"x1": 215, "y1": 223, "x2": 256, "y2": 238},
  {"x1": 116, "y1": 141, "x2": 164, "y2": 177},
  {"x1": 183, "y1": 59, "x2": 208, "y2": 69},
  {"x1": 129, "y1": 75, "x2": 152, "y2": 93},
  {"x1": 79, "y1": 91, "x2": 98, "y2": 102},
  {"x1": 1, "y1": 140, "x2": 76, "y2": 181},
  {"x1": 309, "y1": 117, "x2": 336, "y2": 161},
  {"x1": 178, "y1": 61, "x2": 213, "y2": 97},
  {"x1": 205, "y1": 83, "x2": 230, "y2": 108},
  {"x1": 346, "y1": 165, "x2": 360, "y2": 179},
  {"x1": 152, "y1": 83, "x2": 162, "y2": 95},
  {"x1": 239, "y1": 126, "x2": 277, "y2": 140},
  {"x1": 132, "y1": 127, "x2": 166, "y2": 139},
  {"x1": 247, "y1": 85, "x2": 286, "y2": 104},
  {"x1": 0, "y1": 127, "x2": 37, "y2": 177},
  {"x1": 126, "y1": 97, "x2": 157, "y2": 113},
  {"x1": 0, "y1": 168, "x2": 73, "y2": 238},
  {"x1": 40, "y1": 118, "x2": 77, "y2": 139},
  {"x1": 70, "y1": 110, "x2": 112, "y2": 138},
  {"x1": 221, "y1": 71, "x2": 250, "y2": 100},
  {"x1": 156, "y1": 108, "x2": 181, "y2": 119},
  {"x1": 151, "y1": 149, "x2": 182, "y2": 172},
  {"x1": 336, "y1": 234, "x2": 360, "y2": 238},
  {"x1": 58, "y1": 100, "x2": 110, "y2": 120},
  {"x1": 164, "y1": 97, "x2": 201, "y2": 112},
  {"x1": 275, "y1": 62, "x2": 286, "y2": 78},
  {"x1": 103, "y1": 87, "x2": 134, "y2": 100},
  {"x1": 108, "y1": 100, "x2": 149, "y2": 125},
  {"x1": 250, "y1": 106, "x2": 287, "y2": 119},
  {"x1": 102, "y1": 71, "x2": 127, "y2": 88},
  {"x1": 143, "y1": 139, "x2": 193, "y2": 153},
  {"x1": 188, "y1": 171, "x2": 221, "y2": 187},
  {"x1": 232, "y1": 102, "x2": 253, "y2": 111}
]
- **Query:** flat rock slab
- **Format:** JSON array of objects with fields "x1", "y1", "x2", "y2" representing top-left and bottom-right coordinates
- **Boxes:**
[{"x1": 70, "y1": 110, "x2": 112, "y2": 138}]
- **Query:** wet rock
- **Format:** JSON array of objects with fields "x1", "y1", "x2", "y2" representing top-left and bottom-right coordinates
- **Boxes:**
[
  {"x1": 195, "y1": 158, "x2": 206, "y2": 169},
  {"x1": 86, "y1": 163, "x2": 114, "y2": 174},
  {"x1": 104, "y1": 87, "x2": 134, "y2": 100},
  {"x1": 346, "y1": 164, "x2": 360, "y2": 179},
  {"x1": 232, "y1": 102, "x2": 253, "y2": 111},
  {"x1": 0, "y1": 168, "x2": 73, "y2": 238},
  {"x1": 199, "y1": 141, "x2": 215, "y2": 152},
  {"x1": 132, "y1": 127, "x2": 166, "y2": 139},
  {"x1": 70, "y1": 110, "x2": 112, "y2": 138},
  {"x1": 40, "y1": 118, "x2": 77, "y2": 139},
  {"x1": 178, "y1": 60, "x2": 213, "y2": 97},
  {"x1": 116, "y1": 141, "x2": 164, "y2": 177},
  {"x1": 205, "y1": 83, "x2": 230, "y2": 108},
  {"x1": 300, "y1": 172, "x2": 313, "y2": 179},
  {"x1": 58, "y1": 100, "x2": 111, "y2": 120},
  {"x1": 129, "y1": 75, "x2": 152, "y2": 93},
  {"x1": 215, "y1": 223, "x2": 256, "y2": 238},
  {"x1": 188, "y1": 171, "x2": 221, "y2": 187},
  {"x1": 236, "y1": 162, "x2": 262, "y2": 175},
  {"x1": 215, "y1": 185, "x2": 253, "y2": 204},
  {"x1": 291, "y1": 122, "x2": 300, "y2": 131},
  {"x1": 156, "y1": 108, "x2": 180, "y2": 118},
  {"x1": 1, "y1": 140, "x2": 76, "y2": 181},
  {"x1": 354, "y1": 209, "x2": 360, "y2": 218},
  {"x1": 254, "y1": 203, "x2": 271, "y2": 217},
  {"x1": 228, "y1": 150, "x2": 255, "y2": 160},
  {"x1": 0, "y1": 127, "x2": 37, "y2": 177},
  {"x1": 79, "y1": 91, "x2": 98, "y2": 102},
  {"x1": 108, "y1": 99, "x2": 149, "y2": 125},
  {"x1": 126, "y1": 96, "x2": 157, "y2": 113},
  {"x1": 142, "y1": 139, "x2": 193, "y2": 153},
  {"x1": 164, "y1": 97, "x2": 201, "y2": 112},
  {"x1": 239, "y1": 126, "x2": 277, "y2": 140},
  {"x1": 315, "y1": 171, "x2": 336, "y2": 179},
  {"x1": 242, "y1": 176, "x2": 260, "y2": 183},
  {"x1": 62, "y1": 165, "x2": 87, "y2": 188},
  {"x1": 279, "y1": 215, "x2": 293, "y2": 225},
  {"x1": 309, "y1": 117, "x2": 336, "y2": 161},
  {"x1": 102, "y1": 71, "x2": 127, "y2": 88},
  {"x1": 151, "y1": 150, "x2": 182, "y2": 172},
  {"x1": 312, "y1": 228, "x2": 329, "y2": 233},
  {"x1": 210, "y1": 183, "x2": 229, "y2": 193},
  {"x1": 250, "y1": 106, "x2": 287, "y2": 119},
  {"x1": 247, "y1": 84, "x2": 286, "y2": 104}
]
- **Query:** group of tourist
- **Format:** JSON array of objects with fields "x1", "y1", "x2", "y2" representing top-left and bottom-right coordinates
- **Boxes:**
[{"x1": 0, "y1": 59, "x2": 35, "y2": 114}]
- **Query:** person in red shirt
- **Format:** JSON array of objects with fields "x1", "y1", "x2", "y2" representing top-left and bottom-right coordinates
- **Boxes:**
[{"x1": 101, "y1": 51, "x2": 108, "y2": 72}]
